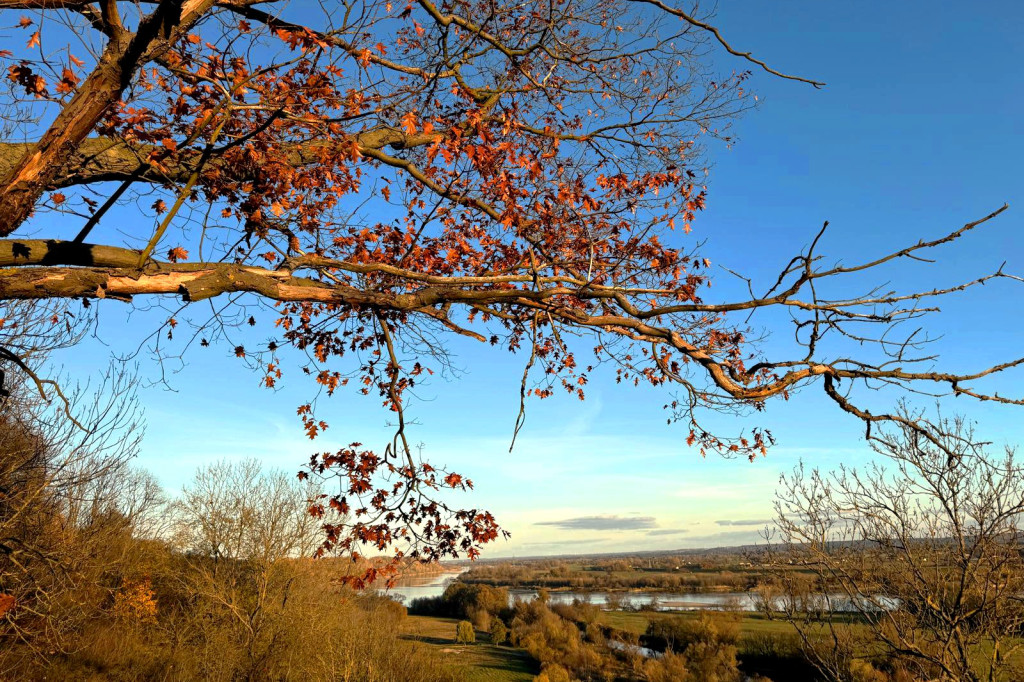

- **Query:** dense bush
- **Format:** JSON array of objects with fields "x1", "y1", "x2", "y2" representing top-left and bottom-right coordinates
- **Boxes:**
[
  {"x1": 642, "y1": 612, "x2": 741, "y2": 682},
  {"x1": 534, "y1": 663, "x2": 572, "y2": 682},
  {"x1": 509, "y1": 599, "x2": 613, "y2": 681},
  {"x1": 552, "y1": 598, "x2": 602, "y2": 626}
]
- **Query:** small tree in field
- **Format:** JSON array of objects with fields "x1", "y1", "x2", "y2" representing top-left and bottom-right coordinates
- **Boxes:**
[
  {"x1": 490, "y1": 620, "x2": 508, "y2": 645},
  {"x1": 455, "y1": 620, "x2": 476, "y2": 645},
  {"x1": 770, "y1": 412, "x2": 1024, "y2": 682}
]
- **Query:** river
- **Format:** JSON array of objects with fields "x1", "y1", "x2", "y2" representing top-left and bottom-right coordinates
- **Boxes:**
[{"x1": 385, "y1": 571, "x2": 770, "y2": 612}]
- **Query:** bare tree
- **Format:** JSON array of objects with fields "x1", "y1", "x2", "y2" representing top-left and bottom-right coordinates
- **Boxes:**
[
  {"x1": 173, "y1": 458, "x2": 324, "y2": 678},
  {"x1": 176, "y1": 458, "x2": 322, "y2": 562},
  {"x1": 768, "y1": 413, "x2": 1024, "y2": 682},
  {"x1": 0, "y1": 302, "x2": 147, "y2": 666}
]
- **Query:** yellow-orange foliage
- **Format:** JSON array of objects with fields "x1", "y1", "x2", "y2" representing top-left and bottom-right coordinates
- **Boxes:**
[{"x1": 113, "y1": 579, "x2": 158, "y2": 624}]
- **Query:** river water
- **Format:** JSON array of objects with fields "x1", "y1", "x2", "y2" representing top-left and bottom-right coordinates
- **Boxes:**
[{"x1": 385, "y1": 571, "x2": 768, "y2": 612}]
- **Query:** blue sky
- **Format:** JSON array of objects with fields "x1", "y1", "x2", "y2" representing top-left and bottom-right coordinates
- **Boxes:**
[{"x1": 40, "y1": 1, "x2": 1024, "y2": 557}]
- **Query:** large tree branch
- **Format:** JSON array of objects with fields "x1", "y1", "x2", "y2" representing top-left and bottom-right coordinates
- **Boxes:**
[
  {"x1": 2, "y1": 237, "x2": 1020, "y2": 420},
  {"x1": 0, "y1": 260, "x2": 831, "y2": 400},
  {"x1": 0, "y1": 0, "x2": 217, "y2": 236},
  {"x1": 0, "y1": 127, "x2": 442, "y2": 190}
]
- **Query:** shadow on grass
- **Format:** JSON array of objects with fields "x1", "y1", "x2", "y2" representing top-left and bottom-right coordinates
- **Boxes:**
[{"x1": 402, "y1": 634, "x2": 455, "y2": 647}]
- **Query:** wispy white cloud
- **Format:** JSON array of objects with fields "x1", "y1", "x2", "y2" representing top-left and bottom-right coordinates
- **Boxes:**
[
  {"x1": 521, "y1": 539, "x2": 608, "y2": 547},
  {"x1": 715, "y1": 518, "x2": 773, "y2": 527},
  {"x1": 536, "y1": 515, "x2": 658, "y2": 531}
]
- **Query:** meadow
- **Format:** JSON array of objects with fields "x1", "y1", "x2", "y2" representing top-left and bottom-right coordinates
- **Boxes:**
[{"x1": 403, "y1": 615, "x2": 538, "y2": 682}]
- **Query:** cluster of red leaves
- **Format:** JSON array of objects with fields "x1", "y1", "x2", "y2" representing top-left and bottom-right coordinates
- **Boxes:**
[
  {"x1": 300, "y1": 444, "x2": 506, "y2": 587},
  {"x1": 3, "y1": 19, "x2": 86, "y2": 99},
  {"x1": 8, "y1": 64, "x2": 46, "y2": 97}
]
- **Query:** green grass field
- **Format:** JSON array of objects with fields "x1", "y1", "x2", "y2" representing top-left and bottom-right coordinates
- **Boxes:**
[
  {"x1": 596, "y1": 609, "x2": 798, "y2": 638},
  {"x1": 402, "y1": 615, "x2": 538, "y2": 682}
]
